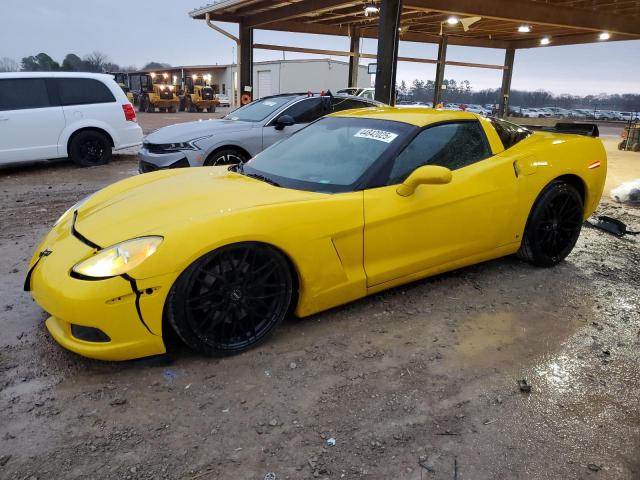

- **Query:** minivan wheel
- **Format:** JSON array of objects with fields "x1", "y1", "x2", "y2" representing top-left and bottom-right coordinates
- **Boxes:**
[{"x1": 69, "y1": 131, "x2": 112, "y2": 167}]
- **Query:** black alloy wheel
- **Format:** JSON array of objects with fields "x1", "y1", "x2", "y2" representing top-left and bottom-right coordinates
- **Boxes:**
[
  {"x1": 205, "y1": 148, "x2": 248, "y2": 166},
  {"x1": 167, "y1": 243, "x2": 293, "y2": 356},
  {"x1": 69, "y1": 131, "x2": 112, "y2": 167},
  {"x1": 518, "y1": 181, "x2": 584, "y2": 267}
]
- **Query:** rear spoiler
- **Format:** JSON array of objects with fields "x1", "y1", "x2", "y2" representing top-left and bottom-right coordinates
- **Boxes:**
[{"x1": 525, "y1": 122, "x2": 599, "y2": 138}]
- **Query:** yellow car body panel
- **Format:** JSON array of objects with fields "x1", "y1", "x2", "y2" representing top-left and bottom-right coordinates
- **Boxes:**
[{"x1": 27, "y1": 108, "x2": 607, "y2": 361}]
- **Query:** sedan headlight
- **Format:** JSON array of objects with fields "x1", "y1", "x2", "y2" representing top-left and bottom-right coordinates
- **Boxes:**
[
  {"x1": 156, "y1": 136, "x2": 212, "y2": 152},
  {"x1": 72, "y1": 236, "x2": 163, "y2": 279},
  {"x1": 167, "y1": 141, "x2": 199, "y2": 151}
]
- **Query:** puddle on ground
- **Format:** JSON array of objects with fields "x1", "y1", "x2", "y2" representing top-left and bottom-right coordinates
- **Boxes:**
[{"x1": 452, "y1": 307, "x2": 587, "y2": 370}]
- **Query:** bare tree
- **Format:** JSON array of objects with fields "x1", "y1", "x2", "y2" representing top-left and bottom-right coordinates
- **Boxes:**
[
  {"x1": 83, "y1": 51, "x2": 110, "y2": 73},
  {"x1": 0, "y1": 57, "x2": 19, "y2": 72}
]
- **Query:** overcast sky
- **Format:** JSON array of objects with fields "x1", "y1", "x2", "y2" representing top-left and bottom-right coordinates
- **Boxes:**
[{"x1": 2, "y1": 0, "x2": 639, "y2": 95}]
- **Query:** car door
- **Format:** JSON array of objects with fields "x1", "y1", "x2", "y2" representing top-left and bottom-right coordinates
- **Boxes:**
[
  {"x1": 261, "y1": 97, "x2": 331, "y2": 149},
  {"x1": 363, "y1": 120, "x2": 519, "y2": 287},
  {"x1": 0, "y1": 78, "x2": 65, "y2": 164},
  {"x1": 53, "y1": 78, "x2": 118, "y2": 155}
]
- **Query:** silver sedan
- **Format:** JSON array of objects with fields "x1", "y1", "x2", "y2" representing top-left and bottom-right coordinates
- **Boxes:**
[{"x1": 138, "y1": 93, "x2": 380, "y2": 172}]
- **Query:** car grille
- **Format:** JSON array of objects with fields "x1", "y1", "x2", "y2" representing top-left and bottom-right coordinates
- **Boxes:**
[{"x1": 159, "y1": 90, "x2": 174, "y2": 100}]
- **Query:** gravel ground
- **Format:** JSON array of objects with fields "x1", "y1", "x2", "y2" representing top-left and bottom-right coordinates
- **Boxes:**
[{"x1": 0, "y1": 118, "x2": 638, "y2": 480}]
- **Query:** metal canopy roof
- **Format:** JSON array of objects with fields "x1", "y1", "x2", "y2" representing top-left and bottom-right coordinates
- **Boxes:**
[{"x1": 190, "y1": 0, "x2": 640, "y2": 49}]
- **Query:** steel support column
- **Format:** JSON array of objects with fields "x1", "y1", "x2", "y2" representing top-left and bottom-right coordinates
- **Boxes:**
[
  {"x1": 498, "y1": 48, "x2": 515, "y2": 118},
  {"x1": 432, "y1": 35, "x2": 448, "y2": 107},
  {"x1": 374, "y1": 0, "x2": 403, "y2": 105},
  {"x1": 239, "y1": 23, "x2": 254, "y2": 102},
  {"x1": 348, "y1": 27, "x2": 361, "y2": 87}
]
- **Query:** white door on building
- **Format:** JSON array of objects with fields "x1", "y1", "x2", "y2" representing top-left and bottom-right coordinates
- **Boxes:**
[{"x1": 257, "y1": 70, "x2": 272, "y2": 99}]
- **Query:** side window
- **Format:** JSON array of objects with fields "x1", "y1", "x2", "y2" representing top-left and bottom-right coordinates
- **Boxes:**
[
  {"x1": 488, "y1": 117, "x2": 531, "y2": 149},
  {"x1": 55, "y1": 78, "x2": 116, "y2": 106},
  {"x1": 331, "y1": 97, "x2": 373, "y2": 113},
  {"x1": 388, "y1": 121, "x2": 491, "y2": 184},
  {"x1": 361, "y1": 90, "x2": 375, "y2": 100},
  {"x1": 280, "y1": 98, "x2": 331, "y2": 124},
  {"x1": 0, "y1": 79, "x2": 51, "y2": 111}
]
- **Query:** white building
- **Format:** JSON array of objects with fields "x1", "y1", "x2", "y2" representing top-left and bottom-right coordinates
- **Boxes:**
[{"x1": 141, "y1": 59, "x2": 371, "y2": 106}]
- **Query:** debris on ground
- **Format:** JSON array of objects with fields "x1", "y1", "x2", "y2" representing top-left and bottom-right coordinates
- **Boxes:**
[
  {"x1": 326, "y1": 437, "x2": 336, "y2": 446},
  {"x1": 517, "y1": 379, "x2": 532, "y2": 393},
  {"x1": 610, "y1": 179, "x2": 640, "y2": 205}
]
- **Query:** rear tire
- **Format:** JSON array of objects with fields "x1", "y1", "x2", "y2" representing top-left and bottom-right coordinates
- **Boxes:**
[
  {"x1": 166, "y1": 243, "x2": 293, "y2": 356},
  {"x1": 204, "y1": 148, "x2": 248, "y2": 166},
  {"x1": 517, "y1": 181, "x2": 584, "y2": 267},
  {"x1": 69, "y1": 130, "x2": 112, "y2": 167}
]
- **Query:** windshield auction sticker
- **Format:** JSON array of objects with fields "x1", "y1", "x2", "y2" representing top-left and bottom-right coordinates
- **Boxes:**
[{"x1": 354, "y1": 129, "x2": 398, "y2": 143}]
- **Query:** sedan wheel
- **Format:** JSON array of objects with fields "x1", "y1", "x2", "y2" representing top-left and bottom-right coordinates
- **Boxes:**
[
  {"x1": 204, "y1": 148, "x2": 248, "y2": 166},
  {"x1": 518, "y1": 181, "x2": 584, "y2": 267},
  {"x1": 167, "y1": 243, "x2": 293, "y2": 356}
]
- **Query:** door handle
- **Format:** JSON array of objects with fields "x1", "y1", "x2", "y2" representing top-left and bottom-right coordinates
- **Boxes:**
[{"x1": 0, "y1": 117, "x2": 9, "y2": 121}]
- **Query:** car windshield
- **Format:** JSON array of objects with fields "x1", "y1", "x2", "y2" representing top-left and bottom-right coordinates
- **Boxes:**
[
  {"x1": 223, "y1": 96, "x2": 297, "y2": 122},
  {"x1": 242, "y1": 116, "x2": 415, "y2": 193}
]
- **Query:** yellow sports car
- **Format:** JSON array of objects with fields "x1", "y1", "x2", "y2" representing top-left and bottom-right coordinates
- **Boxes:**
[{"x1": 25, "y1": 108, "x2": 607, "y2": 361}]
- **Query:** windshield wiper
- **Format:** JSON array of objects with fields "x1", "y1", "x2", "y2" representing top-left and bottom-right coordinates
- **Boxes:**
[
  {"x1": 229, "y1": 163, "x2": 280, "y2": 187},
  {"x1": 245, "y1": 172, "x2": 281, "y2": 187}
]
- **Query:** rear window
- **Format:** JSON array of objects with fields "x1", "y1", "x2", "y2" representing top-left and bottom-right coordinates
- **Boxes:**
[
  {"x1": 55, "y1": 78, "x2": 116, "y2": 106},
  {"x1": 0, "y1": 78, "x2": 52, "y2": 111},
  {"x1": 488, "y1": 117, "x2": 531, "y2": 150}
]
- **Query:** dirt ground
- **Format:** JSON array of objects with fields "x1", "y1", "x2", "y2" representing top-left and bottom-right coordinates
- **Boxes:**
[{"x1": 1, "y1": 116, "x2": 639, "y2": 480}]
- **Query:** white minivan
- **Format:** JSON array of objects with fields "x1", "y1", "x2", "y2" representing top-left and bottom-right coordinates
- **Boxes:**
[{"x1": 0, "y1": 72, "x2": 143, "y2": 167}]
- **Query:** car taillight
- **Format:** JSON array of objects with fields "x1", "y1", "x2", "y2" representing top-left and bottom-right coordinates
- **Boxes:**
[{"x1": 122, "y1": 104, "x2": 136, "y2": 122}]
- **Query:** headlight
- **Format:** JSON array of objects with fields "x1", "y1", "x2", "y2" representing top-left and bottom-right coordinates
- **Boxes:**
[
  {"x1": 54, "y1": 194, "x2": 92, "y2": 226},
  {"x1": 159, "y1": 136, "x2": 212, "y2": 151},
  {"x1": 72, "y1": 236, "x2": 163, "y2": 279}
]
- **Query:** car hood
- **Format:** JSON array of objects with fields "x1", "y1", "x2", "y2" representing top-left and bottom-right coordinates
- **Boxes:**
[
  {"x1": 145, "y1": 119, "x2": 255, "y2": 144},
  {"x1": 74, "y1": 167, "x2": 323, "y2": 247}
]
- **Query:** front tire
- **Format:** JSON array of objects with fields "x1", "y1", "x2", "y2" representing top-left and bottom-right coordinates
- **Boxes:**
[
  {"x1": 517, "y1": 181, "x2": 584, "y2": 267},
  {"x1": 204, "y1": 148, "x2": 248, "y2": 166},
  {"x1": 166, "y1": 243, "x2": 293, "y2": 356},
  {"x1": 69, "y1": 130, "x2": 112, "y2": 167}
]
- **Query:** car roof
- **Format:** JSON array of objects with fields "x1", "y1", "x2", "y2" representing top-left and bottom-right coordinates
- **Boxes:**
[
  {"x1": 0, "y1": 71, "x2": 115, "y2": 80},
  {"x1": 330, "y1": 106, "x2": 480, "y2": 127}
]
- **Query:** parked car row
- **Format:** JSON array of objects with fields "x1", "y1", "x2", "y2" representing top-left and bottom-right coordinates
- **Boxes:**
[{"x1": 509, "y1": 106, "x2": 639, "y2": 121}]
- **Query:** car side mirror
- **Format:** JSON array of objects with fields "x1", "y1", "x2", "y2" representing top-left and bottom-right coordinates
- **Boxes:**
[
  {"x1": 275, "y1": 115, "x2": 295, "y2": 130},
  {"x1": 396, "y1": 165, "x2": 452, "y2": 196}
]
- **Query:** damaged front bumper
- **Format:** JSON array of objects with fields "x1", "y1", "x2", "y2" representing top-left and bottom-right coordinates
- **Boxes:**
[{"x1": 26, "y1": 217, "x2": 170, "y2": 361}]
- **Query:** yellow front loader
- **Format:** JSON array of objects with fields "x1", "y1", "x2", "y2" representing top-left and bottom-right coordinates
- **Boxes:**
[
  {"x1": 180, "y1": 74, "x2": 219, "y2": 113},
  {"x1": 138, "y1": 72, "x2": 180, "y2": 113}
]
